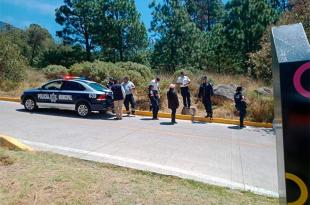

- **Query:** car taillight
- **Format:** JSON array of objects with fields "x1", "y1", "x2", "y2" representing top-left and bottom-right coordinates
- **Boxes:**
[{"x1": 97, "y1": 94, "x2": 106, "y2": 101}]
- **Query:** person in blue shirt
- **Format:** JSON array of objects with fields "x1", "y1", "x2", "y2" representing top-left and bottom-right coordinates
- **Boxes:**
[{"x1": 198, "y1": 76, "x2": 214, "y2": 119}]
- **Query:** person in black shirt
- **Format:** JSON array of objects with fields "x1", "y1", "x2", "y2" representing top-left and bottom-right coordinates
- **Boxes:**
[
  {"x1": 234, "y1": 86, "x2": 247, "y2": 128},
  {"x1": 106, "y1": 77, "x2": 114, "y2": 89},
  {"x1": 110, "y1": 79, "x2": 125, "y2": 120},
  {"x1": 198, "y1": 76, "x2": 214, "y2": 119},
  {"x1": 167, "y1": 84, "x2": 179, "y2": 124},
  {"x1": 148, "y1": 85, "x2": 159, "y2": 120}
]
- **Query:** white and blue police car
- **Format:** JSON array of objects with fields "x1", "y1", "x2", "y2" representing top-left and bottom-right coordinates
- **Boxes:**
[{"x1": 21, "y1": 76, "x2": 113, "y2": 117}]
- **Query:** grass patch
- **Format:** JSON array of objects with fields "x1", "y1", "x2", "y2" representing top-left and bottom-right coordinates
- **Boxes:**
[{"x1": 0, "y1": 148, "x2": 278, "y2": 205}]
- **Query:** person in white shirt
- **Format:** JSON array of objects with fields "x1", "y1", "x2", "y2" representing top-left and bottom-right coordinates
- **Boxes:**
[
  {"x1": 150, "y1": 77, "x2": 161, "y2": 111},
  {"x1": 150, "y1": 77, "x2": 160, "y2": 92},
  {"x1": 176, "y1": 72, "x2": 191, "y2": 108},
  {"x1": 122, "y1": 76, "x2": 136, "y2": 115}
]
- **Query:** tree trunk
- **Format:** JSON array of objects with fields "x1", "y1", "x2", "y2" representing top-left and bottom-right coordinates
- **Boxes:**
[{"x1": 85, "y1": 31, "x2": 91, "y2": 61}]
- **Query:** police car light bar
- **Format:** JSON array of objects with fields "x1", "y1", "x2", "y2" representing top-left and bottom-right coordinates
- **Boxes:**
[{"x1": 63, "y1": 75, "x2": 86, "y2": 80}]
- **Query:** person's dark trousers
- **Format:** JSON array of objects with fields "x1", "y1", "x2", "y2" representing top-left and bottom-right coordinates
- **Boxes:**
[
  {"x1": 180, "y1": 87, "x2": 191, "y2": 108},
  {"x1": 124, "y1": 94, "x2": 136, "y2": 114},
  {"x1": 239, "y1": 110, "x2": 246, "y2": 127},
  {"x1": 151, "y1": 98, "x2": 159, "y2": 119},
  {"x1": 171, "y1": 108, "x2": 177, "y2": 123},
  {"x1": 203, "y1": 99, "x2": 212, "y2": 117}
]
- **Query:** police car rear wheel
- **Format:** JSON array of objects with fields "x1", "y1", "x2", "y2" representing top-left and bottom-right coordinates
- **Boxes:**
[
  {"x1": 24, "y1": 98, "x2": 36, "y2": 111},
  {"x1": 77, "y1": 103, "x2": 90, "y2": 117}
]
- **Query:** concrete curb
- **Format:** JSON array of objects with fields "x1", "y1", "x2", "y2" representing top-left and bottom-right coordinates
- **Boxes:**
[
  {"x1": 0, "y1": 97, "x2": 272, "y2": 128},
  {"x1": 0, "y1": 135, "x2": 33, "y2": 151}
]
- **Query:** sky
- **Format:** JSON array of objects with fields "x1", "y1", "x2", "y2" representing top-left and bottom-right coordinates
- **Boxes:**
[{"x1": 0, "y1": 0, "x2": 155, "y2": 40}]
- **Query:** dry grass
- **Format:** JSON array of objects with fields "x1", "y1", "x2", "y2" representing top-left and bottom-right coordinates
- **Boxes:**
[
  {"x1": 0, "y1": 148, "x2": 278, "y2": 205},
  {"x1": 137, "y1": 72, "x2": 273, "y2": 122},
  {"x1": 0, "y1": 70, "x2": 274, "y2": 122},
  {"x1": 0, "y1": 69, "x2": 46, "y2": 97}
]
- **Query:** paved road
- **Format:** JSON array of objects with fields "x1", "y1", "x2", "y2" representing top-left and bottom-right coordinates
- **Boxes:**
[{"x1": 0, "y1": 101, "x2": 278, "y2": 196}]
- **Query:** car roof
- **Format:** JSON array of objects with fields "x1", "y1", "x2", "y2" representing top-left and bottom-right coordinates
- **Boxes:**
[{"x1": 49, "y1": 79, "x2": 97, "y2": 84}]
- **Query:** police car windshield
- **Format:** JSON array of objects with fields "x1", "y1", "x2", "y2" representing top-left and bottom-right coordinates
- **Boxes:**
[{"x1": 86, "y1": 82, "x2": 108, "y2": 92}]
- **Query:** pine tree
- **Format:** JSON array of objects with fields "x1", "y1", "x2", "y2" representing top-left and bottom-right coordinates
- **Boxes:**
[
  {"x1": 185, "y1": 0, "x2": 224, "y2": 31},
  {"x1": 222, "y1": 0, "x2": 276, "y2": 73},
  {"x1": 55, "y1": 0, "x2": 98, "y2": 61},
  {"x1": 150, "y1": 0, "x2": 206, "y2": 71},
  {"x1": 95, "y1": 0, "x2": 148, "y2": 62}
]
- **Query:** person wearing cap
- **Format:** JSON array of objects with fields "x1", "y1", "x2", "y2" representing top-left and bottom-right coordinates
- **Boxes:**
[
  {"x1": 148, "y1": 85, "x2": 159, "y2": 120},
  {"x1": 234, "y1": 86, "x2": 247, "y2": 128},
  {"x1": 167, "y1": 84, "x2": 179, "y2": 124},
  {"x1": 176, "y1": 72, "x2": 191, "y2": 108},
  {"x1": 198, "y1": 76, "x2": 214, "y2": 119},
  {"x1": 122, "y1": 76, "x2": 136, "y2": 115},
  {"x1": 111, "y1": 79, "x2": 125, "y2": 120}
]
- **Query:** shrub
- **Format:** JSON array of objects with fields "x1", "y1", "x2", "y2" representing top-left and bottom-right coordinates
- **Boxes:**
[
  {"x1": 69, "y1": 61, "x2": 111, "y2": 84},
  {"x1": 69, "y1": 61, "x2": 153, "y2": 86},
  {"x1": 248, "y1": 96, "x2": 274, "y2": 123},
  {"x1": 115, "y1": 62, "x2": 153, "y2": 84},
  {"x1": 42, "y1": 65, "x2": 68, "y2": 79},
  {"x1": 0, "y1": 35, "x2": 27, "y2": 84}
]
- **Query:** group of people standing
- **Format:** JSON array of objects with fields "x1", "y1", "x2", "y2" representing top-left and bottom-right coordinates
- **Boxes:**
[
  {"x1": 107, "y1": 71, "x2": 247, "y2": 128},
  {"x1": 107, "y1": 77, "x2": 136, "y2": 120}
]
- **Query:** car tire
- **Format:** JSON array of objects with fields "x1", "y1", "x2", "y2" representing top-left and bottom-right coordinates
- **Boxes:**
[
  {"x1": 24, "y1": 97, "x2": 37, "y2": 112},
  {"x1": 76, "y1": 102, "x2": 90, "y2": 117}
]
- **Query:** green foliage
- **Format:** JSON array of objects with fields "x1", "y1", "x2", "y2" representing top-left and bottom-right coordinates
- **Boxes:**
[
  {"x1": 42, "y1": 65, "x2": 68, "y2": 79},
  {"x1": 222, "y1": 0, "x2": 277, "y2": 73},
  {"x1": 0, "y1": 27, "x2": 31, "y2": 62},
  {"x1": 39, "y1": 45, "x2": 87, "y2": 68},
  {"x1": 150, "y1": 0, "x2": 207, "y2": 72},
  {"x1": 0, "y1": 35, "x2": 27, "y2": 84},
  {"x1": 69, "y1": 61, "x2": 110, "y2": 83},
  {"x1": 185, "y1": 0, "x2": 224, "y2": 31},
  {"x1": 69, "y1": 61, "x2": 153, "y2": 86},
  {"x1": 173, "y1": 69, "x2": 194, "y2": 80},
  {"x1": 55, "y1": 0, "x2": 98, "y2": 60},
  {"x1": 0, "y1": 24, "x2": 55, "y2": 67},
  {"x1": 26, "y1": 24, "x2": 55, "y2": 66},
  {"x1": 95, "y1": 0, "x2": 148, "y2": 62},
  {"x1": 249, "y1": 0, "x2": 310, "y2": 82}
]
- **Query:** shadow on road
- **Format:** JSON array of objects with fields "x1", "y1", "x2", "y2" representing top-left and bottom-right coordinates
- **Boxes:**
[
  {"x1": 16, "y1": 108, "x2": 115, "y2": 120},
  {"x1": 228, "y1": 125, "x2": 242, "y2": 130},
  {"x1": 191, "y1": 121, "x2": 207, "y2": 125},
  {"x1": 140, "y1": 118, "x2": 155, "y2": 121},
  {"x1": 160, "y1": 122, "x2": 176, "y2": 126}
]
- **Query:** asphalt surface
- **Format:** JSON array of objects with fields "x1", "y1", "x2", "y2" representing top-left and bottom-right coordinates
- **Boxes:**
[{"x1": 0, "y1": 101, "x2": 278, "y2": 196}]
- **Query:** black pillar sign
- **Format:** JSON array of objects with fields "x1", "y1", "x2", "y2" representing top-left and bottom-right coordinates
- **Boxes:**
[{"x1": 272, "y1": 23, "x2": 310, "y2": 205}]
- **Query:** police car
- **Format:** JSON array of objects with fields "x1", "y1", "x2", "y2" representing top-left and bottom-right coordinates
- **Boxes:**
[{"x1": 21, "y1": 76, "x2": 113, "y2": 117}]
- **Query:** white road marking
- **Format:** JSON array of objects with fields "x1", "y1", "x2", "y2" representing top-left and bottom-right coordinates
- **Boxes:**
[{"x1": 21, "y1": 139, "x2": 279, "y2": 197}]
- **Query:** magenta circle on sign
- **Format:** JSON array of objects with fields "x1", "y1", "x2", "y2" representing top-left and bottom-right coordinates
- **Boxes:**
[{"x1": 293, "y1": 62, "x2": 310, "y2": 98}]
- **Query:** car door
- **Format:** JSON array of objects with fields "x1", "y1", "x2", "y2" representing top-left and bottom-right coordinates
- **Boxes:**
[
  {"x1": 59, "y1": 81, "x2": 86, "y2": 110},
  {"x1": 36, "y1": 80, "x2": 63, "y2": 108}
]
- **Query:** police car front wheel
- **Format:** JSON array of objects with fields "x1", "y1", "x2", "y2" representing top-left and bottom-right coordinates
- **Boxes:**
[
  {"x1": 24, "y1": 98, "x2": 36, "y2": 111},
  {"x1": 76, "y1": 103, "x2": 90, "y2": 117}
]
